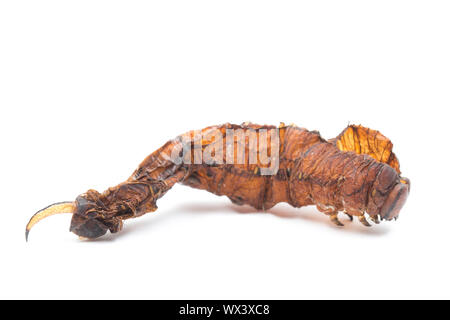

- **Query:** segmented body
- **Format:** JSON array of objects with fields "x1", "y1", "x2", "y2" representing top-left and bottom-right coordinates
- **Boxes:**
[
  {"x1": 26, "y1": 122, "x2": 410, "y2": 240},
  {"x1": 121, "y1": 123, "x2": 400, "y2": 219}
]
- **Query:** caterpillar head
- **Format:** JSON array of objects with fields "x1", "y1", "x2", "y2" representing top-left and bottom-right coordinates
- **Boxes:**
[
  {"x1": 380, "y1": 177, "x2": 410, "y2": 220},
  {"x1": 368, "y1": 166, "x2": 410, "y2": 221}
]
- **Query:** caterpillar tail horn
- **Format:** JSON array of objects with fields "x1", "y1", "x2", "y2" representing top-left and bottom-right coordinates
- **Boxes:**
[{"x1": 25, "y1": 202, "x2": 75, "y2": 241}]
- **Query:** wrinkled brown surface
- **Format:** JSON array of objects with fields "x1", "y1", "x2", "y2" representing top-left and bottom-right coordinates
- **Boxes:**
[
  {"x1": 71, "y1": 123, "x2": 408, "y2": 237},
  {"x1": 122, "y1": 123, "x2": 402, "y2": 213}
]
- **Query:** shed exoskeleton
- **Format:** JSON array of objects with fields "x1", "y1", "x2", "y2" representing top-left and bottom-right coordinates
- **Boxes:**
[{"x1": 26, "y1": 123, "x2": 410, "y2": 240}]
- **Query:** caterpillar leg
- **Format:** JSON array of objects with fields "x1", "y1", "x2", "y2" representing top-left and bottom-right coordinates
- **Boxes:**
[
  {"x1": 344, "y1": 212, "x2": 353, "y2": 221},
  {"x1": 358, "y1": 215, "x2": 372, "y2": 227},
  {"x1": 329, "y1": 213, "x2": 344, "y2": 227},
  {"x1": 316, "y1": 205, "x2": 345, "y2": 227},
  {"x1": 370, "y1": 215, "x2": 380, "y2": 224}
]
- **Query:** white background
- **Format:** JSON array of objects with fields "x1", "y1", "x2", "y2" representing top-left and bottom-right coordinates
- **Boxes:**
[{"x1": 1, "y1": 1, "x2": 449, "y2": 299}]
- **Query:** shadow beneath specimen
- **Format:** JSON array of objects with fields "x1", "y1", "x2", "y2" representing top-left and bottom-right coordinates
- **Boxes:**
[{"x1": 108, "y1": 200, "x2": 390, "y2": 240}]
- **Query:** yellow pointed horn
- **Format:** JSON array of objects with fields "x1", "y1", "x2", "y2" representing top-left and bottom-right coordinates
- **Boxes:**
[{"x1": 25, "y1": 201, "x2": 75, "y2": 241}]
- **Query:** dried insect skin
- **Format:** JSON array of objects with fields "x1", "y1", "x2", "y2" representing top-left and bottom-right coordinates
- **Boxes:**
[{"x1": 26, "y1": 123, "x2": 410, "y2": 240}]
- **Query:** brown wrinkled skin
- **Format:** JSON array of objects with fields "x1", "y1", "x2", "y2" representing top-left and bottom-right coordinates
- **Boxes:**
[{"x1": 69, "y1": 123, "x2": 410, "y2": 239}]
